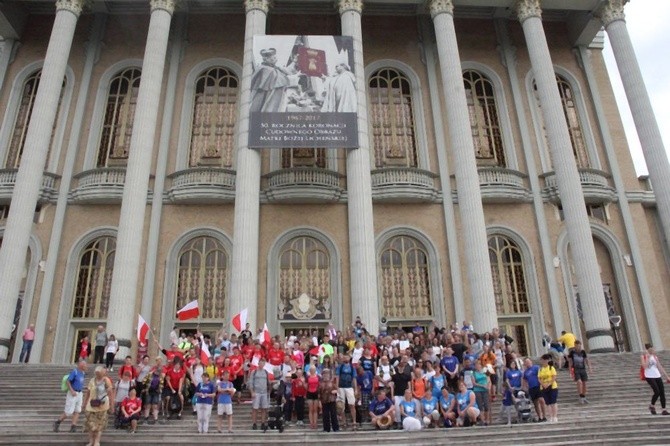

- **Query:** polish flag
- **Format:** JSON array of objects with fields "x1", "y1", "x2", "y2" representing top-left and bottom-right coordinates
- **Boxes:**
[
  {"x1": 176, "y1": 300, "x2": 200, "y2": 321},
  {"x1": 231, "y1": 308, "x2": 248, "y2": 333},
  {"x1": 137, "y1": 314, "x2": 150, "y2": 344},
  {"x1": 263, "y1": 362, "x2": 275, "y2": 381},
  {"x1": 257, "y1": 323, "x2": 271, "y2": 345},
  {"x1": 199, "y1": 335, "x2": 211, "y2": 366}
]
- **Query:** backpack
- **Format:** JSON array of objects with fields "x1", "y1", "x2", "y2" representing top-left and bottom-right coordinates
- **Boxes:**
[
  {"x1": 169, "y1": 393, "x2": 182, "y2": 413},
  {"x1": 61, "y1": 374, "x2": 70, "y2": 392}
]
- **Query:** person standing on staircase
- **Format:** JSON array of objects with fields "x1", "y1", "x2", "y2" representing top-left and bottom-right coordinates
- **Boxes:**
[
  {"x1": 249, "y1": 357, "x2": 272, "y2": 431},
  {"x1": 54, "y1": 359, "x2": 88, "y2": 433},
  {"x1": 93, "y1": 326, "x2": 107, "y2": 365},
  {"x1": 567, "y1": 340, "x2": 591, "y2": 404},
  {"x1": 18, "y1": 324, "x2": 35, "y2": 363},
  {"x1": 642, "y1": 343, "x2": 669, "y2": 415}
]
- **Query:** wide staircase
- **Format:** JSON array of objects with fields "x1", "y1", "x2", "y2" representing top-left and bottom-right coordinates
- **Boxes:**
[{"x1": 1, "y1": 352, "x2": 669, "y2": 445}]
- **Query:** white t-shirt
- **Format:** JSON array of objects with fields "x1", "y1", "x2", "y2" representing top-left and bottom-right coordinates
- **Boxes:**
[
  {"x1": 644, "y1": 354, "x2": 662, "y2": 379},
  {"x1": 352, "y1": 347, "x2": 364, "y2": 364},
  {"x1": 106, "y1": 340, "x2": 118, "y2": 354}
]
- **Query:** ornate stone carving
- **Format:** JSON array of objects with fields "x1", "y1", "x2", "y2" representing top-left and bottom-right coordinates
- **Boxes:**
[
  {"x1": 245, "y1": 0, "x2": 270, "y2": 14},
  {"x1": 55, "y1": 0, "x2": 88, "y2": 16},
  {"x1": 596, "y1": 0, "x2": 628, "y2": 27},
  {"x1": 515, "y1": 0, "x2": 542, "y2": 23},
  {"x1": 338, "y1": 0, "x2": 363, "y2": 15},
  {"x1": 428, "y1": 0, "x2": 453, "y2": 19},
  {"x1": 150, "y1": 0, "x2": 178, "y2": 14}
]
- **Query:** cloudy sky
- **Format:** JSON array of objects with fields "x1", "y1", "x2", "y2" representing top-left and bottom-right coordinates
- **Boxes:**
[{"x1": 603, "y1": 1, "x2": 670, "y2": 176}]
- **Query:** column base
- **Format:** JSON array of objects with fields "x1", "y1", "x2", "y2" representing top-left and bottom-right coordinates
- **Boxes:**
[
  {"x1": 0, "y1": 338, "x2": 9, "y2": 362},
  {"x1": 585, "y1": 329, "x2": 615, "y2": 352},
  {"x1": 590, "y1": 347, "x2": 617, "y2": 353}
]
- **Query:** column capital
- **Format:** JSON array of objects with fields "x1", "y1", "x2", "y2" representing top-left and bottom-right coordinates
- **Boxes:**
[
  {"x1": 596, "y1": 0, "x2": 628, "y2": 27},
  {"x1": 428, "y1": 0, "x2": 454, "y2": 19},
  {"x1": 338, "y1": 0, "x2": 363, "y2": 15},
  {"x1": 150, "y1": 0, "x2": 178, "y2": 14},
  {"x1": 515, "y1": 0, "x2": 542, "y2": 23},
  {"x1": 245, "y1": 0, "x2": 270, "y2": 14},
  {"x1": 55, "y1": 0, "x2": 88, "y2": 16}
]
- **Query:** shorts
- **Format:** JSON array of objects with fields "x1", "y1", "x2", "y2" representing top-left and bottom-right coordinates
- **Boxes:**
[
  {"x1": 337, "y1": 387, "x2": 356, "y2": 405},
  {"x1": 146, "y1": 391, "x2": 161, "y2": 405},
  {"x1": 459, "y1": 406, "x2": 480, "y2": 420},
  {"x1": 307, "y1": 391, "x2": 319, "y2": 401},
  {"x1": 542, "y1": 388, "x2": 558, "y2": 405},
  {"x1": 162, "y1": 387, "x2": 173, "y2": 400},
  {"x1": 64, "y1": 392, "x2": 83, "y2": 415},
  {"x1": 252, "y1": 393, "x2": 269, "y2": 410},
  {"x1": 573, "y1": 368, "x2": 588, "y2": 382},
  {"x1": 217, "y1": 403, "x2": 233, "y2": 416},
  {"x1": 528, "y1": 386, "x2": 541, "y2": 402},
  {"x1": 475, "y1": 391, "x2": 489, "y2": 411}
]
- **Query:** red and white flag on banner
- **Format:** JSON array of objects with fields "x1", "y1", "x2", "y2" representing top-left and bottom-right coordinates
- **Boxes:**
[
  {"x1": 176, "y1": 300, "x2": 200, "y2": 321},
  {"x1": 199, "y1": 335, "x2": 211, "y2": 367},
  {"x1": 232, "y1": 308, "x2": 248, "y2": 332},
  {"x1": 263, "y1": 362, "x2": 275, "y2": 381},
  {"x1": 257, "y1": 322, "x2": 272, "y2": 345},
  {"x1": 137, "y1": 314, "x2": 150, "y2": 344}
]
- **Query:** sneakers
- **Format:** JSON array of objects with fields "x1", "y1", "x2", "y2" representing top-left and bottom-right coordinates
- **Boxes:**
[
  {"x1": 662, "y1": 410, "x2": 669, "y2": 416},
  {"x1": 581, "y1": 397, "x2": 589, "y2": 404},
  {"x1": 252, "y1": 423, "x2": 258, "y2": 430},
  {"x1": 650, "y1": 405, "x2": 657, "y2": 415},
  {"x1": 69, "y1": 425, "x2": 77, "y2": 433},
  {"x1": 52, "y1": 420, "x2": 61, "y2": 432},
  {"x1": 296, "y1": 420, "x2": 304, "y2": 426}
]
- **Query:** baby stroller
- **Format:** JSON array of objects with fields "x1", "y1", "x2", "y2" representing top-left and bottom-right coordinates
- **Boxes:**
[
  {"x1": 514, "y1": 391, "x2": 533, "y2": 423},
  {"x1": 267, "y1": 386, "x2": 285, "y2": 432}
]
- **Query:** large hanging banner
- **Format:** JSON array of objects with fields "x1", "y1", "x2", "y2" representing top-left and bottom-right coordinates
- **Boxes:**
[{"x1": 248, "y1": 35, "x2": 359, "y2": 149}]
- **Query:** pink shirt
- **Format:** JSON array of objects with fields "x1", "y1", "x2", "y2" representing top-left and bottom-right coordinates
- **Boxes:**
[{"x1": 23, "y1": 328, "x2": 35, "y2": 341}]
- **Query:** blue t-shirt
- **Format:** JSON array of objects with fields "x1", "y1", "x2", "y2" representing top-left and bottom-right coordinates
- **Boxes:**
[
  {"x1": 430, "y1": 374, "x2": 445, "y2": 396},
  {"x1": 502, "y1": 388, "x2": 514, "y2": 407},
  {"x1": 523, "y1": 365, "x2": 540, "y2": 388},
  {"x1": 439, "y1": 393, "x2": 455, "y2": 412},
  {"x1": 217, "y1": 380, "x2": 234, "y2": 405},
  {"x1": 463, "y1": 353, "x2": 478, "y2": 364},
  {"x1": 360, "y1": 357, "x2": 375, "y2": 374},
  {"x1": 400, "y1": 399, "x2": 418, "y2": 418},
  {"x1": 68, "y1": 368, "x2": 85, "y2": 392},
  {"x1": 506, "y1": 369, "x2": 522, "y2": 389},
  {"x1": 196, "y1": 381, "x2": 215, "y2": 405},
  {"x1": 337, "y1": 363, "x2": 355, "y2": 388},
  {"x1": 355, "y1": 371, "x2": 374, "y2": 394},
  {"x1": 456, "y1": 390, "x2": 478, "y2": 412},
  {"x1": 440, "y1": 356, "x2": 458, "y2": 374},
  {"x1": 421, "y1": 396, "x2": 438, "y2": 414},
  {"x1": 370, "y1": 397, "x2": 393, "y2": 415}
]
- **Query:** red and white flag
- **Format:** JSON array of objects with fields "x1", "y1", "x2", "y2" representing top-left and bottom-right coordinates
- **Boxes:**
[
  {"x1": 257, "y1": 322, "x2": 271, "y2": 345},
  {"x1": 137, "y1": 314, "x2": 150, "y2": 344},
  {"x1": 176, "y1": 300, "x2": 200, "y2": 321},
  {"x1": 231, "y1": 308, "x2": 248, "y2": 333},
  {"x1": 263, "y1": 362, "x2": 275, "y2": 380},
  {"x1": 199, "y1": 335, "x2": 211, "y2": 367}
]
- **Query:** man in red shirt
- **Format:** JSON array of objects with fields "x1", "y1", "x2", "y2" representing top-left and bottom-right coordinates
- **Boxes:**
[
  {"x1": 164, "y1": 360, "x2": 186, "y2": 419},
  {"x1": 229, "y1": 347, "x2": 245, "y2": 404},
  {"x1": 118, "y1": 356, "x2": 138, "y2": 380},
  {"x1": 267, "y1": 342, "x2": 284, "y2": 367}
]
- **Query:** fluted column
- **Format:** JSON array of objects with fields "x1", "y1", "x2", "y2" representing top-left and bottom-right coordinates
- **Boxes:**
[
  {"x1": 105, "y1": 0, "x2": 176, "y2": 356},
  {"x1": 228, "y1": 0, "x2": 269, "y2": 333},
  {"x1": 0, "y1": 0, "x2": 85, "y2": 361},
  {"x1": 516, "y1": 0, "x2": 614, "y2": 351},
  {"x1": 598, "y1": 1, "x2": 670, "y2": 253},
  {"x1": 339, "y1": 0, "x2": 379, "y2": 335},
  {"x1": 0, "y1": 38, "x2": 17, "y2": 95},
  {"x1": 429, "y1": 0, "x2": 497, "y2": 332}
]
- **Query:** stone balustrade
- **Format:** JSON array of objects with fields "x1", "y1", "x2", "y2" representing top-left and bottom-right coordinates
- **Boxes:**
[
  {"x1": 370, "y1": 167, "x2": 441, "y2": 203},
  {"x1": 166, "y1": 167, "x2": 236, "y2": 203},
  {"x1": 476, "y1": 166, "x2": 532, "y2": 203},
  {"x1": 542, "y1": 168, "x2": 616, "y2": 203},
  {"x1": 0, "y1": 169, "x2": 60, "y2": 204},
  {"x1": 263, "y1": 168, "x2": 344, "y2": 203},
  {"x1": 70, "y1": 167, "x2": 127, "y2": 203}
]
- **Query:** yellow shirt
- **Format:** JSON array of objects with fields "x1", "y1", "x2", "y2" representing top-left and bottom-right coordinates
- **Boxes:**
[
  {"x1": 538, "y1": 365, "x2": 558, "y2": 389},
  {"x1": 345, "y1": 339, "x2": 356, "y2": 353},
  {"x1": 557, "y1": 332, "x2": 576, "y2": 349}
]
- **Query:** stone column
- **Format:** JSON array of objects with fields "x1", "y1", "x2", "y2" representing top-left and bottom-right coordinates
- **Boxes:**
[
  {"x1": 0, "y1": 38, "x2": 17, "y2": 95},
  {"x1": 598, "y1": 1, "x2": 670, "y2": 254},
  {"x1": 0, "y1": 0, "x2": 86, "y2": 361},
  {"x1": 516, "y1": 0, "x2": 614, "y2": 351},
  {"x1": 105, "y1": 0, "x2": 176, "y2": 357},
  {"x1": 228, "y1": 0, "x2": 269, "y2": 333},
  {"x1": 429, "y1": 0, "x2": 497, "y2": 332},
  {"x1": 339, "y1": 0, "x2": 380, "y2": 335}
]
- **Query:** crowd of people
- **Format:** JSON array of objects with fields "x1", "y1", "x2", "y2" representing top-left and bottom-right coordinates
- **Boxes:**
[{"x1": 51, "y1": 318, "x2": 669, "y2": 444}]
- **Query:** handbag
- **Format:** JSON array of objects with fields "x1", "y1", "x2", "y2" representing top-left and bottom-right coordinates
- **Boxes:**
[{"x1": 90, "y1": 397, "x2": 105, "y2": 408}]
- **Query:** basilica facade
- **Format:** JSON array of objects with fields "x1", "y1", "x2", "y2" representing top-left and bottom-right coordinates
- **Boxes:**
[{"x1": 0, "y1": 0, "x2": 668, "y2": 364}]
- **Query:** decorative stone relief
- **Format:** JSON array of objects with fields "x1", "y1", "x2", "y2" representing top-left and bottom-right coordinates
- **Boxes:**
[
  {"x1": 515, "y1": 0, "x2": 542, "y2": 23},
  {"x1": 338, "y1": 0, "x2": 363, "y2": 15},
  {"x1": 428, "y1": 0, "x2": 454, "y2": 19},
  {"x1": 245, "y1": 0, "x2": 270, "y2": 14},
  {"x1": 55, "y1": 0, "x2": 88, "y2": 16},
  {"x1": 150, "y1": 0, "x2": 178, "y2": 14},
  {"x1": 596, "y1": 0, "x2": 628, "y2": 27}
]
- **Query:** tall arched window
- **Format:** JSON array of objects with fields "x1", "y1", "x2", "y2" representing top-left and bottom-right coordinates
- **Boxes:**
[
  {"x1": 379, "y1": 235, "x2": 432, "y2": 319},
  {"x1": 189, "y1": 67, "x2": 238, "y2": 168},
  {"x1": 464, "y1": 70, "x2": 506, "y2": 167},
  {"x1": 96, "y1": 68, "x2": 141, "y2": 167},
  {"x1": 71, "y1": 236, "x2": 115, "y2": 319},
  {"x1": 5, "y1": 69, "x2": 65, "y2": 169},
  {"x1": 533, "y1": 75, "x2": 589, "y2": 169},
  {"x1": 176, "y1": 236, "x2": 228, "y2": 319},
  {"x1": 278, "y1": 236, "x2": 331, "y2": 321},
  {"x1": 488, "y1": 235, "x2": 529, "y2": 315},
  {"x1": 369, "y1": 68, "x2": 417, "y2": 168}
]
